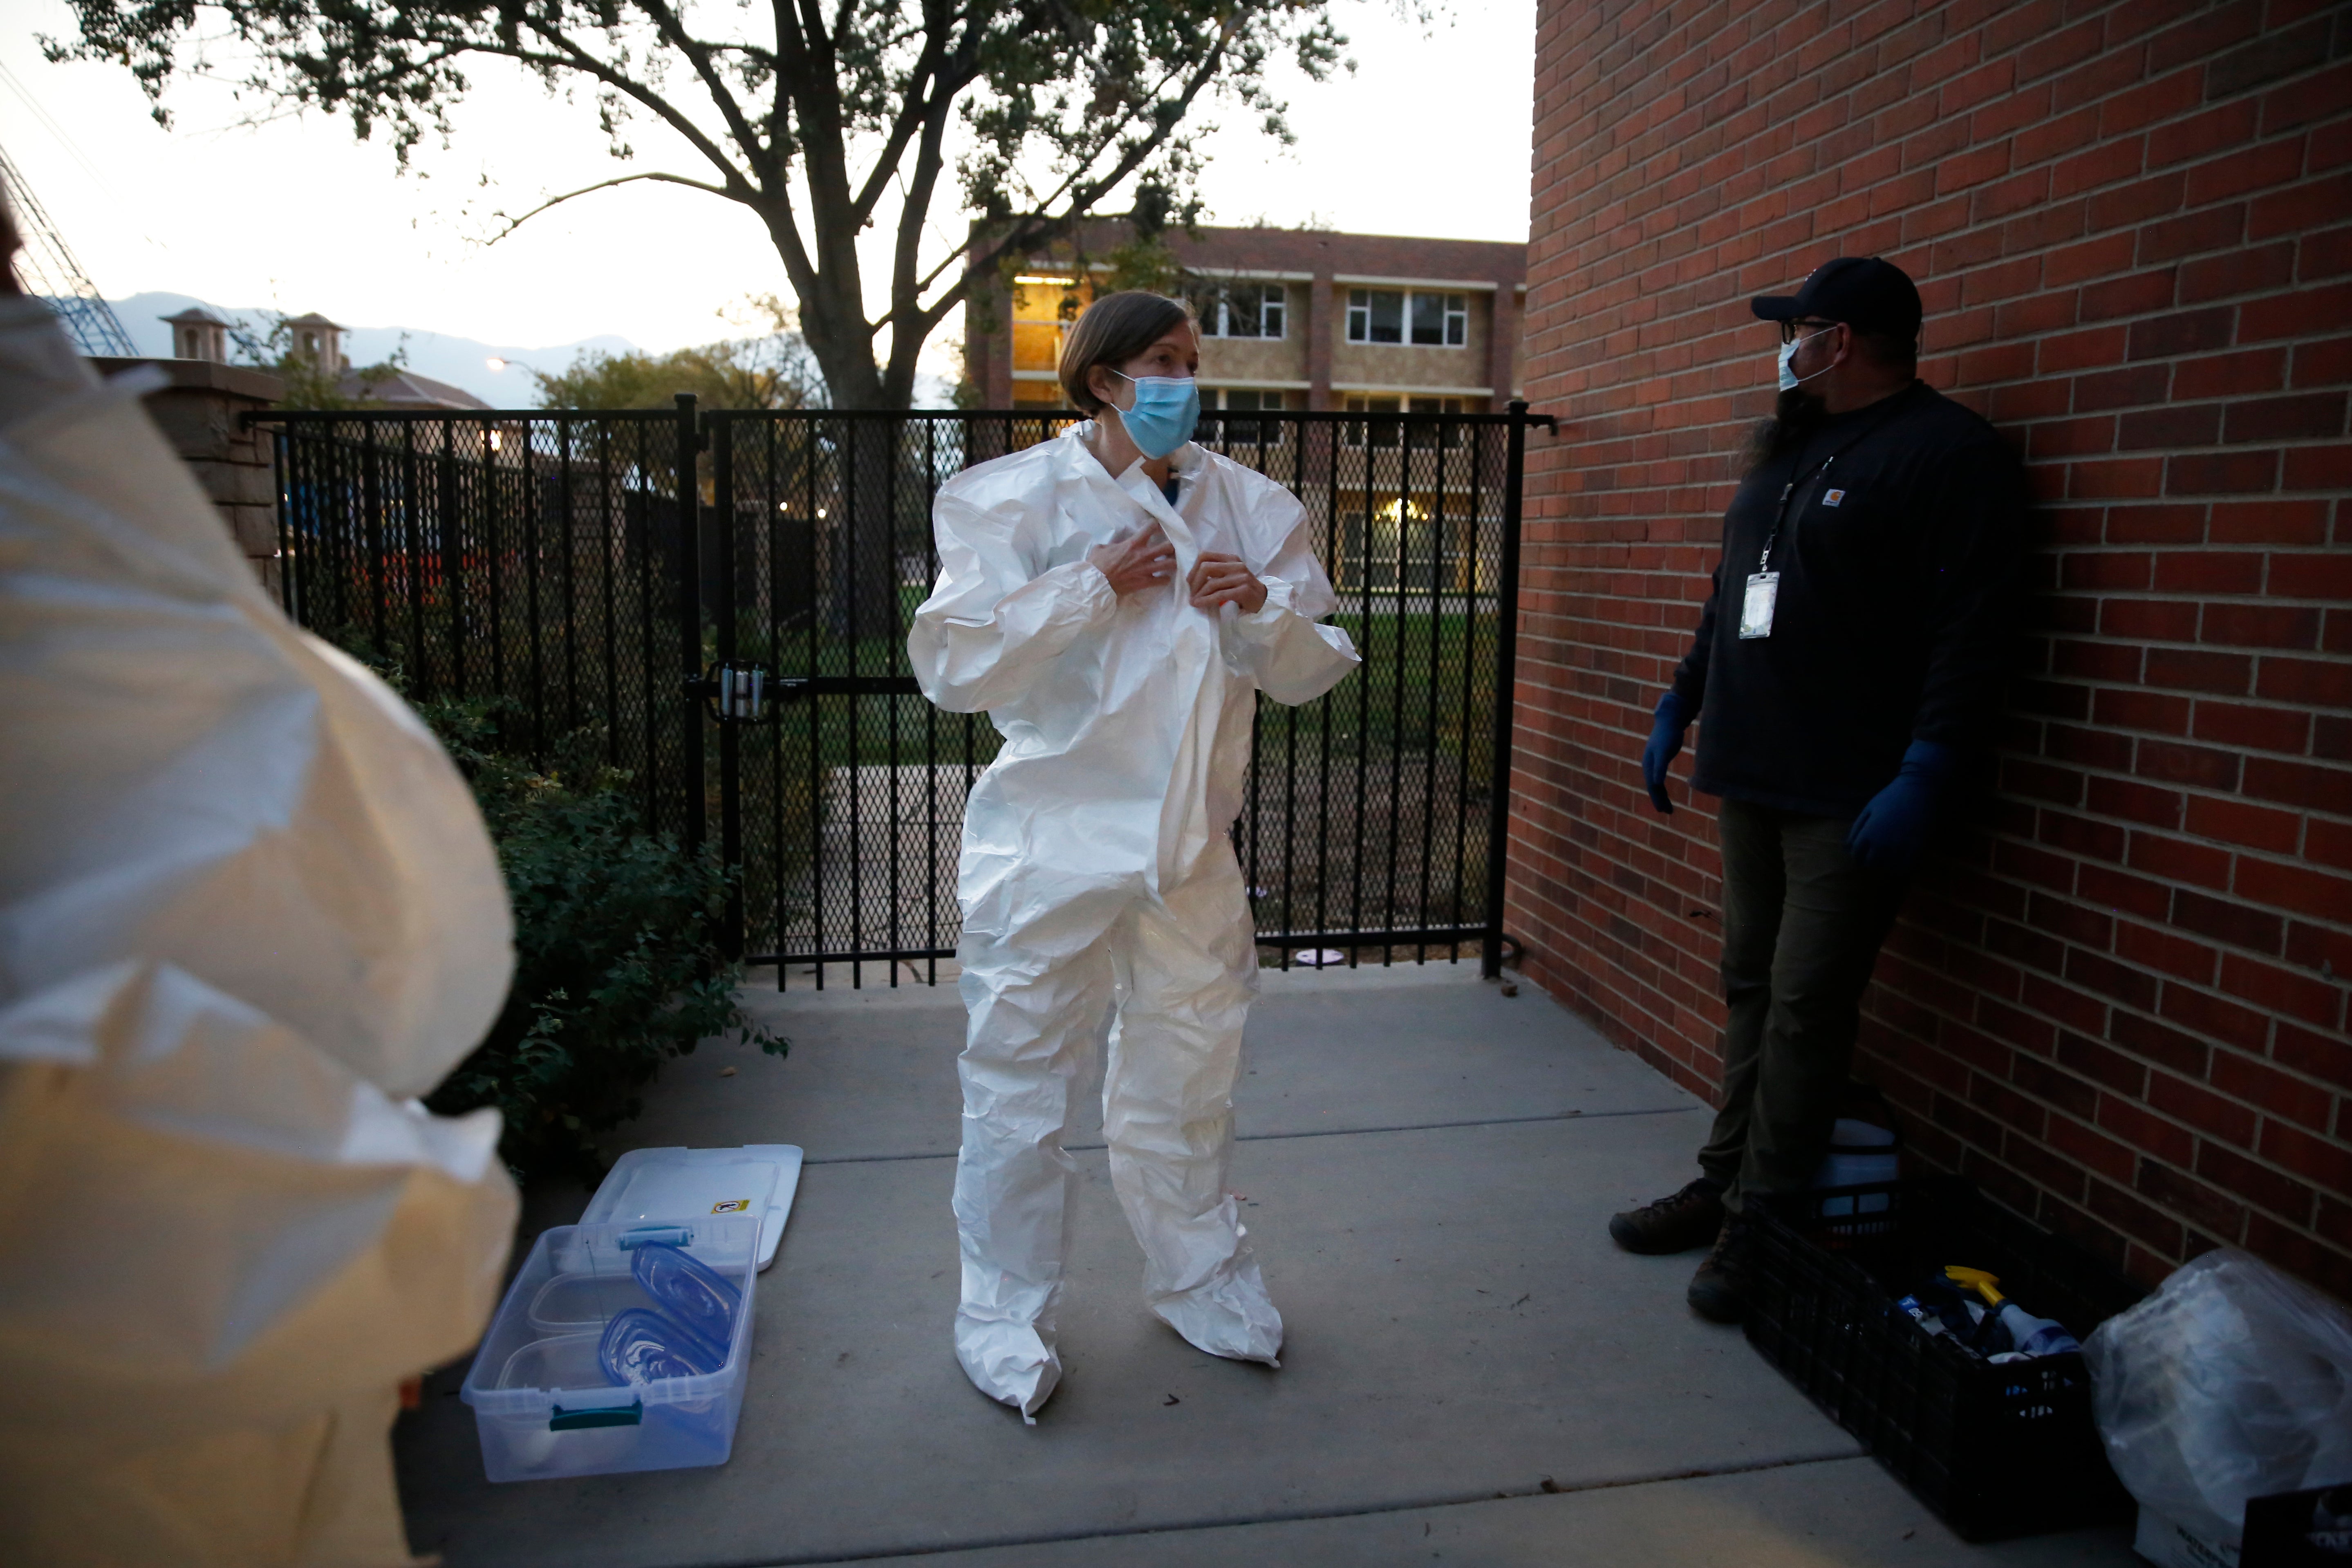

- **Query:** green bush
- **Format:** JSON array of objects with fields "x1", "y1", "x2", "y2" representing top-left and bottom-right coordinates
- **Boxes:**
[{"x1": 406, "y1": 692, "x2": 783, "y2": 1181}]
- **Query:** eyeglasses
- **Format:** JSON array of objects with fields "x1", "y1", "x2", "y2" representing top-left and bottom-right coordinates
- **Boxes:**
[{"x1": 1778, "y1": 318, "x2": 1841, "y2": 344}]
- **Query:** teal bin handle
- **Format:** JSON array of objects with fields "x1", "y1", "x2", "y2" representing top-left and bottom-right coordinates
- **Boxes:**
[
  {"x1": 618, "y1": 1226, "x2": 692, "y2": 1250},
  {"x1": 549, "y1": 1399, "x2": 643, "y2": 1431}
]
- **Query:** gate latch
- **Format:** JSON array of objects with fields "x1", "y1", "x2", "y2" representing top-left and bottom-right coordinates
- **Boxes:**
[{"x1": 686, "y1": 663, "x2": 776, "y2": 724}]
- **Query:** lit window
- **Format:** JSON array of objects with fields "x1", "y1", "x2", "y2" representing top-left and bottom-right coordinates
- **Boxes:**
[
  {"x1": 1010, "y1": 273, "x2": 1090, "y2": 374},
  {"x1": 1196, "y1": 283, "x2": 1287, "y2": 340},
  {"x1": 1348, "y1": 290, "x2": 1468, "y2": 347}
]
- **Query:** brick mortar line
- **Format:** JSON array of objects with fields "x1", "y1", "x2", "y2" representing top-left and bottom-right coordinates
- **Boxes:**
[
  {"x1": 1544, "y1": 74, "x2": 2349, "y2": 207},
  {"x1": 1873, "y1": 931, "x2": 2347, "y2": 1045},
  {"x1": 1527, "y1": 251, "x2": 2352, "y2": 326},
  {"x1": 1500, "y1": 853, "x2": 2346, "y2": 1041},
  {"x1": 1866, "y1": 1030, "x2": 2344, "y2": 1153},
  {"x1": 1528, "y1": 380, "x2": 2352, "y2": 421},
  {"x1": 1514, "y1": 822, "x2": 2342, "y2": 982},
  {"x1": 1877, "y1": 1094, "x2": 2345, "y2": 1234},
  {"x1": 1880, "y1": 1135, "x2": 2343, "y2": 1261},
  {"x1": 1549, "y1": 20, "x2": 2331, "y2": 136},
  {"x1": 1987, "y1": 782, "x2": 2352, "y2": 836},
  {"x1": 1867, "y1": 966, "x2": 2345, "y2": 1099},
  {"x1": 1864, "y1": 1029, "x2": 2344, "y2": 1132}
]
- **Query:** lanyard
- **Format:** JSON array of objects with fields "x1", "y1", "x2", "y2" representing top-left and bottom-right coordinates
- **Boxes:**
[{"x1": 1754, "y1": 398, "x2": 1908, "y2": 573}]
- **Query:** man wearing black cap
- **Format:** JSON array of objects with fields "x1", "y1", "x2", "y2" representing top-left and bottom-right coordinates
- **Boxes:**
[{"x1": 1606, "y1": 257, "x2": 2029, "y2": 1322}]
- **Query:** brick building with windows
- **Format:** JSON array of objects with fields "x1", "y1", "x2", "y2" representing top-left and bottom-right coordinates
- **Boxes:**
[
  {"x1": 962, "y1": 225, "x2": 1526, "y2": 419},
  {"x1": 1513, "y1": 0, "x2": 2351, "y2": 1296}
]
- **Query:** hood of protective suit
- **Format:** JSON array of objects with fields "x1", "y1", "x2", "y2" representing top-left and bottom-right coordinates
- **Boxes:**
[
  {"x1": 908, "y1": 424, "x2": 1358, "y2": 910},
  {"x1": 0, "y1": 298, "x2": 518, "y2": 1564}
]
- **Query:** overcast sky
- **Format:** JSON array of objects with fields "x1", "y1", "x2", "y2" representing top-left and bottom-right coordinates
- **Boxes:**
[{"x1": 2, "y1": 0, "x2": 1533, "y2": 380}]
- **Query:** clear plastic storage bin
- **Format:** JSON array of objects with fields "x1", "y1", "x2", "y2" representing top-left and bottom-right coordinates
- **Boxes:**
[{"x1": 460, "y1": 1216, "x2": 758, "y2": 1482}]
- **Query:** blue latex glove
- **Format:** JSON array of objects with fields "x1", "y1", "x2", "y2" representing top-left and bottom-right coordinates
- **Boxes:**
[
  {"x1": 1846, "y1": 740, "x2": 1956, "y2": 871},
  {"x1": 1641, "y1": 690, "x2": 1691, "y2": 814}
]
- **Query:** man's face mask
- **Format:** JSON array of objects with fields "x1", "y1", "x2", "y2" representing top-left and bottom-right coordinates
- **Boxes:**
[
  {"x1": 1109, "y1": 370, "x2": 1200, "y2": 459},
  {"x1": 1777, "y1": 327, "x2": 1836, "y2": 392}
]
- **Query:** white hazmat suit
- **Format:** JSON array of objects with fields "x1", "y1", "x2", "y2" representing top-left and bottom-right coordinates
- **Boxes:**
[
  {"x1": 0, "y1": 298, "x2": 519, "y2": 1565},
  {"x1": 909, "y1": 423, "x2": 1359, "y2": 1418}
]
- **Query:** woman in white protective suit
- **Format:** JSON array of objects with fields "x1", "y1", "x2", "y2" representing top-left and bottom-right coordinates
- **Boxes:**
[
  {"x1": 909, "y1": 291, "x2": 1360, "y2": 1420},
  {"x1": 0, "y1": 206, "x2": 517, "y2": 1565}
]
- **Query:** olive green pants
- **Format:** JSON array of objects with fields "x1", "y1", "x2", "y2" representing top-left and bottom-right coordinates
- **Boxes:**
[{"x1": 1700, "y1": 797, "x2": 1908, "y2": 1214}]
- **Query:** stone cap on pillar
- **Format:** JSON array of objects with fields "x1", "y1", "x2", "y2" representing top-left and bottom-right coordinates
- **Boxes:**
[{"x1": 87, "y1": 356, "x2": 285, "y2": 403}]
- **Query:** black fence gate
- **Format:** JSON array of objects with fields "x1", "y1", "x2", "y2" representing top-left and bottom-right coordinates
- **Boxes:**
[{"x1": 262, "y1": 401, "x2": 1543, "y2": 986}]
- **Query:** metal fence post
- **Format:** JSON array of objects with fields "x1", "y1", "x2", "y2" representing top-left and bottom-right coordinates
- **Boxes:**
[
  {"x1": 1481, "y1": 401, "x2": 1532, "y2": 979},
  {"x1": 271, "y1": 426, "x2": 297, "y2": 619},
  {"x1": 711, "y1": 414, "x2": 744, "y2": 958},
  {"x1": 439, "y1": 420, "x2": 464, "y2": 697},
  {"x1": 675, "y1": 392, "x2": 705, "y2": 858}
]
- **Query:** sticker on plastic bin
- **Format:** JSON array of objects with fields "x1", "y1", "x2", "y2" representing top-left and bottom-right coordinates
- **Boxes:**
[{"x1": 581, "y1": 1145, "x2": 803, "y2": 1270}]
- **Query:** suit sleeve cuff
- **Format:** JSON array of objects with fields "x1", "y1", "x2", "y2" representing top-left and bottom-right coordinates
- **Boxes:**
[{"x1": 1232, "y1": 578, "x2": 1299, "y2": 641}]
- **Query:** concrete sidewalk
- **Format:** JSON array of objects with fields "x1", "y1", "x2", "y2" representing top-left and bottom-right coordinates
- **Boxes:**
[{"x1": 394, "y1": 964, "x2": 2142, "y2": 1568}]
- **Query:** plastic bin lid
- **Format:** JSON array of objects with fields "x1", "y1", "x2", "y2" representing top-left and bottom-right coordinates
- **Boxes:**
[
  {"x1": 581, "y1": 1145, "x2": 802, "y2": 1270},
  {"x1": 1828, "y1": 1118, "x2": 1899, "y2": 1149}
]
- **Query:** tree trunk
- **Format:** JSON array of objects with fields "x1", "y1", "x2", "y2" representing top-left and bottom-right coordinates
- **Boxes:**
[{"x1": 802, "y1": 318, "x2": 892, "y2": 411}]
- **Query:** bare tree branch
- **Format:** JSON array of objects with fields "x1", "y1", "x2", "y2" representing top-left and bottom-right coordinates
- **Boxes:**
[
  {"x1": 876, "y1": 16, "x2": 1241, "y2": 336},
  {"x1": 626, "y1": 0, "x2": 771, "y2": 174},
  {"x1": 484, "y1": 169, "x2": 736, "y2": 244}
]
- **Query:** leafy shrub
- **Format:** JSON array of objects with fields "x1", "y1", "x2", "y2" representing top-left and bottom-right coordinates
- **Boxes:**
[{"x1": 407, "y1": 692, "x2": 783, "y2": 1181}]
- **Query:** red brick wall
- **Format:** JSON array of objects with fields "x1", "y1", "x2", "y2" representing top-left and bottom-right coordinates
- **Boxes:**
[{"x1": 1516, "y1": 0, "x2": 2352, "y2": 1296}]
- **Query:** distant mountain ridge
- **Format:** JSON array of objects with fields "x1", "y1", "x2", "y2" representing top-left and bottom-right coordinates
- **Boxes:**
[{"x1": 107, "y1": 291, "x2": 637, "y2": 407}]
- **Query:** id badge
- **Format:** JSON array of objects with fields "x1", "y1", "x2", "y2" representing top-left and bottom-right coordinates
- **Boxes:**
[{"x1": 1738, "y1": 571, "x2": 1779, "y2": 639}]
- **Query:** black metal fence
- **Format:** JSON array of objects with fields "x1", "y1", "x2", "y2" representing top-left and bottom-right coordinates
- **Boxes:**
[{"x1": 260, "y1": 401, "x2": 1541, "y2": 986}]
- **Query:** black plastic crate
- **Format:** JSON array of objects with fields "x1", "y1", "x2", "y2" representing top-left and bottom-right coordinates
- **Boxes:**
[{"x1": 1745, "y1": 1175, "x2": 2148, "y2": 1541}]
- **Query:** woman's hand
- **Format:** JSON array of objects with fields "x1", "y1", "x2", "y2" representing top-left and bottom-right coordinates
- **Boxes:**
[
  {"x1": 1086, "y1": 526, "x2": 1177, "y2": 597},
  {"x1": 1188, "y1": 551, "x2": 1267, "y2": 616}
]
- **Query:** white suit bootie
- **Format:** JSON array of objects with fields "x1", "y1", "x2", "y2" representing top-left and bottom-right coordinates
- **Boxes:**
[
  {"x1": 954, "y1": 1312, "x2": 1062, "y2": 1424},
  {"x1": 1154, "y1": 1252, "x2": 1285, "y2": 1367}
]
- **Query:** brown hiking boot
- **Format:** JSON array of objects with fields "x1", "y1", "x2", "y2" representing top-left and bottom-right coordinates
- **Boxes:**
[
  {"x1": 1687, "y1": 1216, "x2": 1757, "y2": 1324},
  {"x1": 1607, "y1": 1176, "x2": 1725, "y2": 1255}
]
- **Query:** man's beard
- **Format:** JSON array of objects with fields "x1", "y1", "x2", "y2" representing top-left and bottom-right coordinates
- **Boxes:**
[{"x1": 1743, "y1": 387, "x2": 1828, "y2": 471}]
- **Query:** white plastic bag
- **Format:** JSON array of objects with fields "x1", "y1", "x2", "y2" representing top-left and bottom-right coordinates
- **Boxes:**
[{"x1": 2083, "y1": 1248, "x2": 2352, "y2": 1548}]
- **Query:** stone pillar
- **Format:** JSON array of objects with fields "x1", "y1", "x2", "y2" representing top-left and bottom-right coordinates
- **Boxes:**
[
  {"x1": 1487, "y1": 285, "x2": 1521, "y2": 409},
  {"x1": 88, "y1": 357, "x2": 286, "y2": 594},
  {"x1": 1306, "y1": 269, "x2": 1334, "y2": 411},
  {"x1": 988, "y1": 277, "x2": 1016, "y2": 411}
]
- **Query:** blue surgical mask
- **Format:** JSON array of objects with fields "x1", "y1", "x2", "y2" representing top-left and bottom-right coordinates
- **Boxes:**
[
  {"x1": 1109, "y1": 371, "x2": 1199, "y2": 459},
  {"x1": 1777, "y1": 329, "x2": 1834, "y2": 392}
]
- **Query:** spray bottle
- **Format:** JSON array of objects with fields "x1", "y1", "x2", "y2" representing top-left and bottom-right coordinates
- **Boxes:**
[{"x1": 1943, "y1": 1267, "x2": 2081, "y2": 1358}]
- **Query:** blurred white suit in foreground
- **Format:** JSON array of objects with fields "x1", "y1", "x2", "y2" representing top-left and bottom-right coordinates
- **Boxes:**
[{"x1": 0, "y1": 298, "x2": 519, "y2": 1566}]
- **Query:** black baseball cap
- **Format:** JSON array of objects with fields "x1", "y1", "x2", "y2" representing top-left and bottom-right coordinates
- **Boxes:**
[{"x1": 1751, "y1": 257, "x2": 1922, "y2": 336}]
